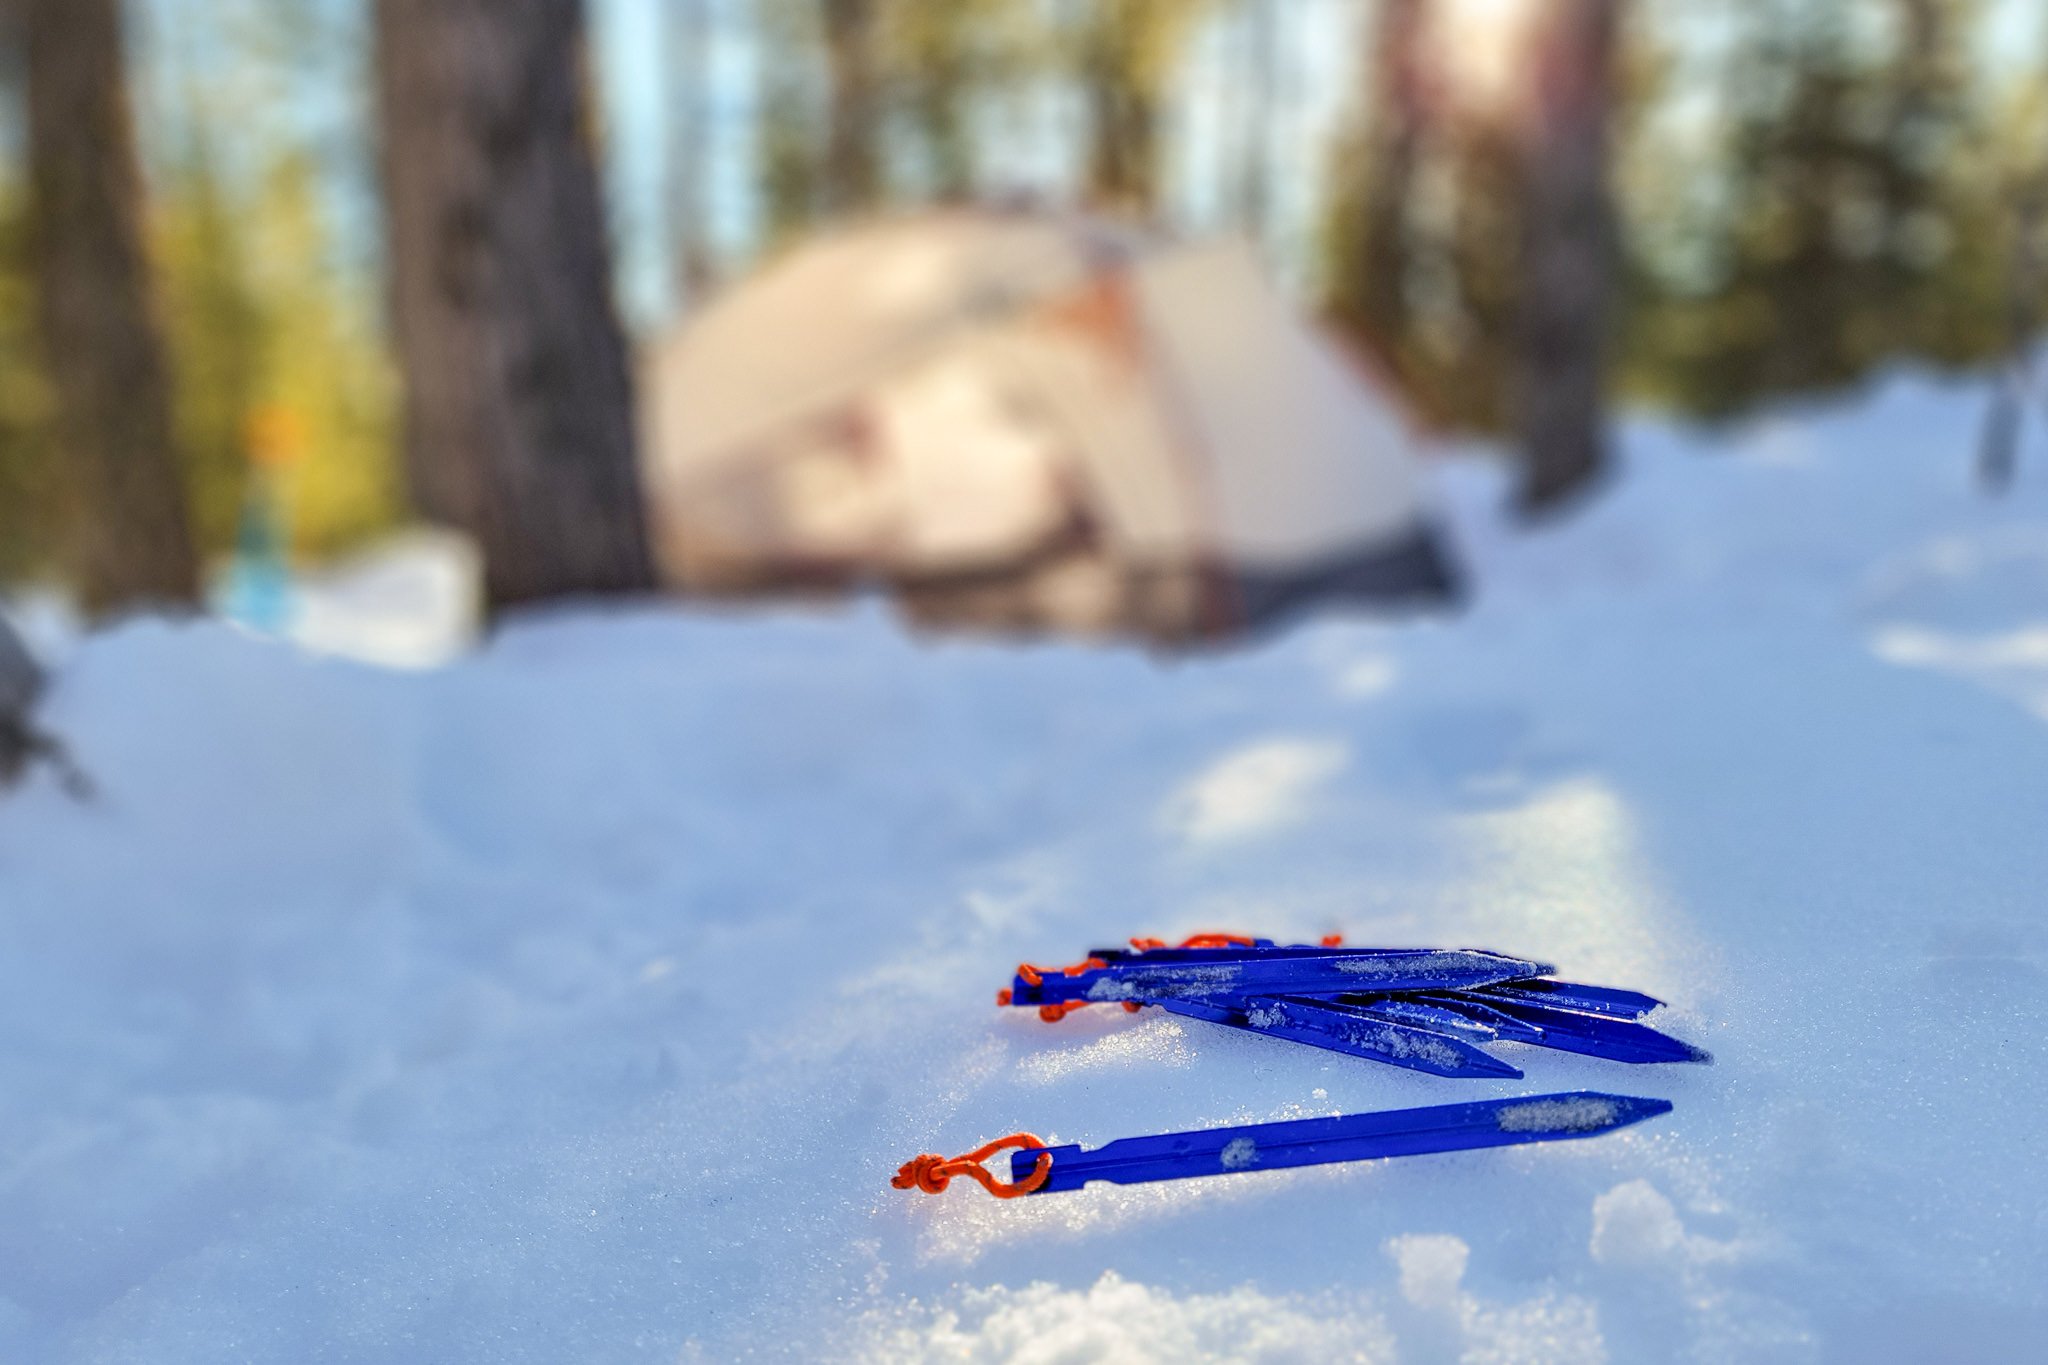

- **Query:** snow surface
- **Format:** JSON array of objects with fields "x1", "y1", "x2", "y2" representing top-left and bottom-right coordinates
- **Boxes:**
[{"x1": 4, "y1": 369, "x2": 2048, "y2": 1363}]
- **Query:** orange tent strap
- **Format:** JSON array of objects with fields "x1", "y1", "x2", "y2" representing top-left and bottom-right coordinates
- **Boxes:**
[{"x1": 892, "y1": 1133, "x2": 1052, "y2": 1199}]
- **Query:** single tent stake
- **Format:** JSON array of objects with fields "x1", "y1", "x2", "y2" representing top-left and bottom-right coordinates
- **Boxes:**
[{"x1": 894, "y1": 1091, "x2": 1673, "y2": 1199}]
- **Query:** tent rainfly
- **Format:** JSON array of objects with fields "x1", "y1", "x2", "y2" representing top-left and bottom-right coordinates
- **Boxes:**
[{"x1": 639, "y1": 209, "x2": 1457, "y2": 642}]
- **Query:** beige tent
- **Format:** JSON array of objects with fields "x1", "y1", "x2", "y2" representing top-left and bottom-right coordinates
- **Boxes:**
[{"x1": 639, "y1": 208, "x2": 1454, "y2": 641}]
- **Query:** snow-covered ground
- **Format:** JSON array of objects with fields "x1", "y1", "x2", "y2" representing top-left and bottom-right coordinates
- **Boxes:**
[{"x1": 3, "y1": 371, "x2": 2047, "y2": 1363}]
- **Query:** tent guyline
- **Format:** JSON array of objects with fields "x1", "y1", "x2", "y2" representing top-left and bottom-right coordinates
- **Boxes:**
[{"x1": 895, "y1": 932, "x2": 1697, "y2": 1200}]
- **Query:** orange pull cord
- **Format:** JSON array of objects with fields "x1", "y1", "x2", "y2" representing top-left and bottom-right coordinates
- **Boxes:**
[
  {"x1": 993, "y1": 936, "x2": 1344, "y2": 1020},
  {"x1": 1013, "y1": 956, "x2": 1107, "y2": 987},
  {"x1": 998, "y1": 955, "x2": 1140, "y2": 1020},
  {"x1": 1129, "y1": 931, "x2": 1345, "y2": 950},
  {"x1": 892, "y1": 1133, "x2": 1052, "y2": 1199},
  {"x1": 994, "y1": 990, "x2": 1141, "y2": 1020}
]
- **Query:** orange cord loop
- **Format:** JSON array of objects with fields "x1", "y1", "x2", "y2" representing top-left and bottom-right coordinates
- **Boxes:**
[
  {"x1": 892, "y1": 1133, "x2": 1052, "y2": 1199},
  {"x1": 1128, "y1": 931, "x2": 1259, "y2": 951},
  {"x1": 1179, "y1": 932, "x2": 1257, "y2": 949},
  {"x1": 1014, "y1": 955, "x2": 1106, "y2": 988},
  {"x1": 1008, "y1": 956, "x2": 1109, "y2": 1016},
  {"x1": 1003, "y1": 937, "x2": 1345, "y2": 1020}
]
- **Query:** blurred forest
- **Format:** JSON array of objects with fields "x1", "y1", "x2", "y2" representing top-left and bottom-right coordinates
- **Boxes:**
[{"x1": 0, "y1": 0, "x2": 2043, "y2": 603}]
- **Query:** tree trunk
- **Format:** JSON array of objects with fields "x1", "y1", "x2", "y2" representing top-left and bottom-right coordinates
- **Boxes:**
[
  {"x1": 1356, "y1": 0, "x2": 1426, "y2": 354},
  {"x1": 1080, "y1": 0, "x2": 1167, "y2": 216},
  {"x1": 1516, "y1": 0, "x2": 1617, "y2": 513},
  {"x1": 663, "y1": 0, "x2": 719, "y2": 308},
  {"x1": 1979, "y1": 185, "x2": 2043, "y2": 492},
  {"x1": 1230, "y1": 0, "x2": 1280, "y2": 242},
  {"x1": 901, "y1": 5, "x2": 980, "y2": 202},
  {"x1": 374, "y1": 0, "x2": 653, "y2": 609},
  {"x1": 21, "y1": 0, "x2": 200, "y2": 613},
  {"x1": 820, "y1": 0, "x2": 882, "y2": 215}
]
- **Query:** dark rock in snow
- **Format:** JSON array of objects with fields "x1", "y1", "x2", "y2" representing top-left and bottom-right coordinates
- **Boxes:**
[{"x1": 0, "y1": 613, "x2": 49, "y2": 784}]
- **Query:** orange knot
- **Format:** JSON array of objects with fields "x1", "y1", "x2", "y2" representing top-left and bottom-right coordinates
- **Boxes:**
[
  {"x1": 1321, "y1": 934, "x2": 1345, "y2": 947},
  {"x1": 891, "y1": 1133, "x2": 1052, "y2": 1199}
]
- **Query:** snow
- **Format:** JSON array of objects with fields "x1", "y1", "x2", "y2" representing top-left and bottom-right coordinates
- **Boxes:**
[
  {"x1": 4, "y1": 367, "x2": 2048, "y2": 1362},
  {"x1": 1328, "y1": 1013, "x2": 1467, "y2": 1070},
  {"x1": 1586, "y1": 1179, "x2": 1687, "y2": 1265},
  {"x1": 287, "y1": 527, "x2": 482, "y2": 669},
  {"x1": 1493, "y1": 1097, "x2": 1620, "y2": 1134}
]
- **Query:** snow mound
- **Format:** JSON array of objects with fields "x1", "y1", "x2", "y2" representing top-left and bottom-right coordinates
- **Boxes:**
[{"x1": 3, "y1": 369, "x2": 2047, "y2": 1362}]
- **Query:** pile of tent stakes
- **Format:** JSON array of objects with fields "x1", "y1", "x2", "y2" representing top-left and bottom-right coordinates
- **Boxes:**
[{"x1": 893, "y1": 935, "x2": 1704, "y2": 1200}]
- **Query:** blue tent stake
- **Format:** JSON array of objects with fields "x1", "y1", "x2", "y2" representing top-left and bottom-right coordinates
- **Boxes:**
[
  {"x1": 984, "y1": 1091, "x2": 1673, "y2": 1194},
  {"x1": 1008, "y1": 948, "x2": 1554, "y2": 1009},
  {"x1": 997, "y1": 938, "x2": 1706, "y2": 1076},
  {"x1": 1157, "y1": 995, "x2": 1526, "y2": 1078}
]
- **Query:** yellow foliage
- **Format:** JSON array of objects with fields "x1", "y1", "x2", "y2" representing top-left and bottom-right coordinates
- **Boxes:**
[{"x1": 152, "y1": 148, "x2": 399, "y2": 564}]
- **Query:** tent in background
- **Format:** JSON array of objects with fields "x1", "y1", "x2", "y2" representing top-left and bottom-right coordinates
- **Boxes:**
[{"x1": 639, "y1": 208, "x2": 1456, "y2": 643}]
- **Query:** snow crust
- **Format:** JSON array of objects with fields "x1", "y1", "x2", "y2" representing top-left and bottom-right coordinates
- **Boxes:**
[{"x1": 3, "y1": 368, "x2": 2048, "y2": 1361}]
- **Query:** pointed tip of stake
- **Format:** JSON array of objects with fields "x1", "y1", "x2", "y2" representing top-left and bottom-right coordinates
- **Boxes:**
[{"x1": 1492, "y1": 1091, "x2": 1672, "y2": 1139}]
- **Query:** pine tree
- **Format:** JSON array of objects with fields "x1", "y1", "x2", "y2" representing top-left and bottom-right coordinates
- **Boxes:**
[{"x1": 1627, "y1": 0, "x2": 2005, "y2": 418}]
